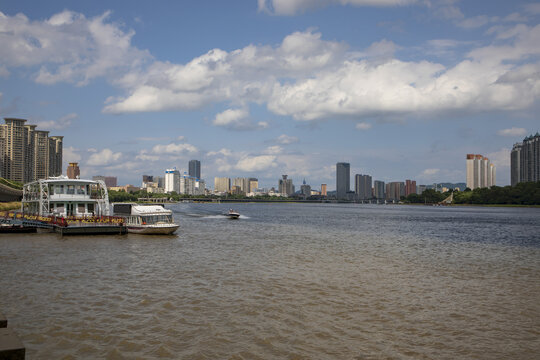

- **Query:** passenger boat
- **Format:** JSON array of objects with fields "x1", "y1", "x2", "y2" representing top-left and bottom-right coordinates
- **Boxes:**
[
  {"x1": 113, "y1": 203, "x2": 179, "y2": 234},
  {"x1": 225, "y1": 209, "x2": 240, "y2": 219},
  {"x1": 20, "y1": 176, "x2": 127, "y2": 235}
]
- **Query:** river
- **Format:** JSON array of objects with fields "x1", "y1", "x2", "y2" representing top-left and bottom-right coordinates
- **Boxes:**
[{"x1": 1, "y1": 203, "x2": 539, "y2": 359}]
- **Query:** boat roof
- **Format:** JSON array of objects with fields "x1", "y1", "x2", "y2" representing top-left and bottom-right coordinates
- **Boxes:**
[
  {"x1": 25, "y1": 176, "x2": 102, "y2": 186},
  {"x1": 114, "y1": 203, "x2": 171, "y2": 215}
]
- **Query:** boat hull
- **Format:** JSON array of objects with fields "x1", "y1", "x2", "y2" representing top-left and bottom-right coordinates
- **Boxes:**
[{"x1": 127, "y1": 224, "x2": 179, "y2": 235}]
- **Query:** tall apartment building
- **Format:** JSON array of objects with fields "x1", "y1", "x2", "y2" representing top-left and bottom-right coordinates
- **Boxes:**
[
  {"x1": 180, "y1": 174, "x2": 205, "y2": 195},
  {"x1": 405, "y1": 179, "x2": 417, "y2": 196},
  {"x1": 214, "y1": 177, "x2": 231, "y2": 193},
  {"x1": 165, "y1": 168, "x2": 180, "y2": 193},
  {"x1": 466, "y1": 154, "x2": 496, "y2": 190},
  {"x1": 386, "y1": 182, "x2": 405, "y2": 202},
  {"x1": 355, "y1": 174, "x2": 372, "y2": 200},
  {"x1": 0, "y1": 118, "x2": 63, "y2": 182},
  {"x1": 248, "y1": 178, "x2": 259, "y2": 193},
  {"x1": 188, "y1": 160, "x2": 201, "y2": 179},
  {"x1": 67, "y1": 162, "x2": 80, "y2": 179},
  {"x1": 336, "y1": 162, "x2": 350, "y2": 199},
  {"x1": 279, "y1": 175, "x2": 295, "y2": 196},
  {"x1": 321, "y1": 184, "x2": 327, "y2": 196},
  {"x1": 91, "y1": 176, "x2": 117, "y2": 188},
  {"x1": 511, "y1": 133, "x2": 540, "y2": 186},
  {"x1": 374, "y1": 180, "x2": 385, "y2": 200}
]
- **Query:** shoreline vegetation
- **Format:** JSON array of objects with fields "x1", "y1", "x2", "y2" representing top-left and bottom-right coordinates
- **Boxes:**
[
  {"x1": 402, "y1": 181, "x2": 540, "y2": 206},
  {"x1": 105, "y1": 181, "x2": 540, "y2": 207}
]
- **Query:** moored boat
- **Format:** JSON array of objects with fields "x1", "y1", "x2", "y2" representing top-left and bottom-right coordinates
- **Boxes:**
[{"x1": 113, "y1": 203, "x2": 179, "y2": 234}]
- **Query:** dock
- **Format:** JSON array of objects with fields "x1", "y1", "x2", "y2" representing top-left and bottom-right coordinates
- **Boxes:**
[
  {"x1": 0, "y1": 211, "x2": 127, "y2": 236},
  {"x1": 0, "y1": 312, "x2": 25, "y2": 360}
]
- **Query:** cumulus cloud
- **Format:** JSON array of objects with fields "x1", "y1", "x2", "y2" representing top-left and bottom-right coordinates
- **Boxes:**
[
  {"x1": 487, "y1": 148, "x2": 510, "y2": 168},
  {"x1": 497, "y1": 127, "x2": 527, "y2": 137},
  {"x1": 0, "y1": 10, "x2": 150, "y2": 86},
  {"x1": 36, "y1": 112, "x2": 78, "y2": 130},
  {"x1": 235, "y1": 155, "x2": 277, "y2": 172},
  {"x1": 106, "y1": 24, "x2": 540, "y2": 122},
  {"x1": 258, "y1": 0, "x2": 419, "y2": 16},
  {"x1": 276, "y1": 134, "x2": 299, "y2": 144},
  {"x1": 151, "y1": 143, "x2": 198, "y2": 154},
  {"x1": 63, "y1": 146, "x2": 81, "y2": 163},
  {"x1": 87, "y1": 148, "x2": 122, "y2": 166}
]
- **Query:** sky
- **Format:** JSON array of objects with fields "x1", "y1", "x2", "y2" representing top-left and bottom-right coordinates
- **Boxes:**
[{"x1": 1, "y1": 0, "x2": 539, "y2": 190}]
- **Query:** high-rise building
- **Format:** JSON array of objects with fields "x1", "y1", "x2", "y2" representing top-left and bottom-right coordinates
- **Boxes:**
[
  {"x1": 0, "y1": 118, "x2": 62, "y2": 182},
  {"x1": 189, "y1": 160, "x2": 201, "y2": 179},
  {"x1": 466, "y1": 154, "x2": 495, "y2": 189},
  {"x1": 374, "y1": 180, "x2": 385, "y2": 200},
  {"x1": 233, "y1": 177, "x2": 251, "y2": 194},
  {"x1": 321, "y1": 184, "x2": 327, "y2": 196},
  {"x1": 405, "y1": 179, "x2": 417, "y2": 196},
  {"x1": 300, "y1": 179, "x2": 311, "y2": 197},
  {"x1": 386, "y1": 182, "x2": 405, "y2": 202},
  {"x1": 278, "y1": 175, "x2": 294, "y2": 196},
  {"x1": 511, "y1": 133, "x2": 540, "y2": 186},
  {"x1": 165, "y1": 168, "x2": 180, "y2": 193},
  {"x1": 336, "y1": 162, "x2": 350, "y2": 199},
  {"x1": 249, "y1": 178, "x2": 258, "y2": 193},
  {"x1": 214, "y1": 177, "x2": 231, "y2": 193},
  {"x1": 67, "y1": 163, "x2": 80, "y2": 179},
  {"x1": 179, "y1": 173, "x2": 205, "y2": 195},
  {"x1": 355, "y1": 174, "x2": 372, "y2": 200},
  {"x1": 92, "y1": 176, "x2": 117, "y2": 188}
]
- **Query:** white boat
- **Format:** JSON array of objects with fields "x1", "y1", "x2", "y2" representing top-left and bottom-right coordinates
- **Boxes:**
[
  {"x1": 22, "y1": 176, "x2": 111, "y2": 217},
  {"x1": 224, "y1": 209, "x2": 240, "y2": 219},
  {"x1": 113, "y1": 203, "x2": 179, "y2": 234}
]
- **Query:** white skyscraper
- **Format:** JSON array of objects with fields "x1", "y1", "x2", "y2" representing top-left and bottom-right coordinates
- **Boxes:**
[
  {"x1": 165, "y1": 168, "x2": 180, "y2": 193},
  {"x1": 466, "y1": 154, "x2": 495, "y2": 190}
]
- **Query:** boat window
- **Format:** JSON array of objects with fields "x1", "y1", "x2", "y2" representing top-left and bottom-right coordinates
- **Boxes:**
[
  {"x1": 87, "y1": 203, "x2": 94, "y2": 214},
  {"x1": 141, "y1": 215, "x2": 172, "y2": 224},
  {"x1": 56, "y1": 185, "x2": 64, "y2": 194},
  {"x1": 77, "y1": 185, "x2": 85, "y2": 195},
  {"x1": 78, "y1": 203, "x2": 85, "y2": 214},
  {"x1": 67, "y1": 185, "x2": 75, "y2": 194}
]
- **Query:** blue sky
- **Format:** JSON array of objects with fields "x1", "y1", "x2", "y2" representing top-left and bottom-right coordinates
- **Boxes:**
[{"x1": 1, "y1": 0, "x2": 539, "y2": 189}]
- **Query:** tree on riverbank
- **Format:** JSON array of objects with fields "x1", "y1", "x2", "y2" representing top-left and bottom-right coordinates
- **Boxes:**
[
  {"x1": 453, "y1": 182, "x2": 540, "y2": 205},
  {"x1": 402, "y1": 182, "x2": 540, "y2": 205}
]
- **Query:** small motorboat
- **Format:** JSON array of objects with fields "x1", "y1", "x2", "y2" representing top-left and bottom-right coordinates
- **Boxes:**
[{"x1": 225, "y1": 209, "x2": 240, "y2": 219}]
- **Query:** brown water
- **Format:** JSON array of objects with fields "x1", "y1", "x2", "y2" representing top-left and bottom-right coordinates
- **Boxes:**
[{"x1": 1, "y1": 203, "x2": 540, "y2": 359}]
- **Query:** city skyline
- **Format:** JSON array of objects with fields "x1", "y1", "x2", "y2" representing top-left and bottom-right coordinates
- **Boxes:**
[{"x1": 1, "y1": 1, "x2": 539, "y2": 188}]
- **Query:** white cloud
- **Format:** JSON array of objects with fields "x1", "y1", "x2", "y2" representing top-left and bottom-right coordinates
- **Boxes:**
[
  {"x1": 497, "y1": 127, "x2": 527, "y2": 137},
  {"x1": 421, "y1": 168, "x2": 440, "y2": 176},
  {"x1": 151, "y1": 143, "x2": 198, "y2": 154},
  {"x1": 487, "y1": 148, "x2": 510, "y2": 168},
  {"x1": 264, "y1": 145, "x2": 283, "y2": 155},
  {"x1": 213, "y1": 108, "x2": 250, "y2": 129},
  {"x1": 276, "y1": 134, "x2": 299, "y2": 144},
  {"x1": 235, "y1": 155, "x2": 277, "y2": 172},
  {"x1": 63, "y1": 146, "x2": 81, "y2": 163},
  {"x1": 36, "y1": 112, "x2": 78, "y2": 130},
  {"x1": 258, "y1": 0, "x2": 419, "y2": 16},
  {"x1": 356, "y1": 122, "x2": 372, "y2": 130},
  {"x1": 87, "y1": 148, "x2": 122, "y2": 166},
  {"x1": 0, "y1": 10, "x2": 151, "y2": 86},
  {"x1": 207, "y1": 148, "x2": 233, "y2": 157}
]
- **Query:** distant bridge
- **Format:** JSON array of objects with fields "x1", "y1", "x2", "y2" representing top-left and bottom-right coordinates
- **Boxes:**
[{"x1": 0, "y1": 182, "x2": 22, "y2": 202}]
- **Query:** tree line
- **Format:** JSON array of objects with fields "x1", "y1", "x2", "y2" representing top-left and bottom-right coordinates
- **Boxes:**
[{"x1": 402, "y1": 181, "x2": 540, "y2": 205}]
